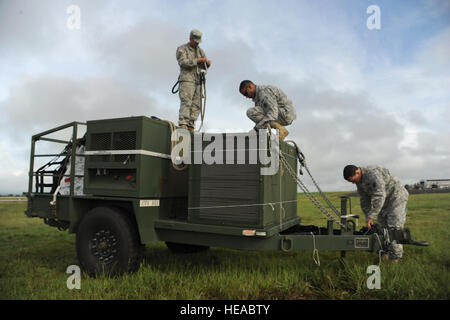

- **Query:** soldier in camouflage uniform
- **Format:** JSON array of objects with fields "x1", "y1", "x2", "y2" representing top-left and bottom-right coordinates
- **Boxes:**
[
  {"x1": 239, "y1": 80, "x2": 297, "y2": 140},
  {"x1": 176, "y1": 29, "x2": 211, "y2": 131},
  {"x1": 343, "y1": 165, "x2": 409, "y2": 261}
]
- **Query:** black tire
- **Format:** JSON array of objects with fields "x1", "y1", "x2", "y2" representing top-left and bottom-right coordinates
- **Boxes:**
[
  {"x1": 76, "y1": 206, "x2": 144, "y2": 276},
  {"x1": 165, "y1": 241, "x2": 210, "y2": 254}
]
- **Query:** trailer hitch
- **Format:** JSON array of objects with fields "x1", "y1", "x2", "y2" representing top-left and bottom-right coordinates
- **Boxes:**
[
  {"x1": 360, "y1": 224, "x2": 429, "y2": 247},
  {"x1": 392, "y1": 228, "x2": 429, "y2": 246}
]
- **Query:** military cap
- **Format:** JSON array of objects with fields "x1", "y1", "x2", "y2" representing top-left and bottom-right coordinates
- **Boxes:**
[{"x1": 190, "y1": 29, "x2": 202, "y2": 43}]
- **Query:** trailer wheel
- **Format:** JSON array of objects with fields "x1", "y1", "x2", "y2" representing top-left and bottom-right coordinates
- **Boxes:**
[
  {"x1": 76, "y1": 206, "x2": 144, "y2": 276},
  {"x1": 165, "y1": 242, "x2": 210, "y2": 254}
]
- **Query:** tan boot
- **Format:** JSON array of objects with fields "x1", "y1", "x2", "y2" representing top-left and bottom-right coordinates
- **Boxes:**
[
  {"x1": 270, "y1": 121, "x2": 289, "y2": 140},
  {"x1": 380, "y1": 253, "x2": 400, "y2": 264}
]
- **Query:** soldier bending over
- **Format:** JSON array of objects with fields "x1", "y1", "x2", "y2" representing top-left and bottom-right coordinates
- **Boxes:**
[{"x1": 343, "y1": 165, "x2": 409, "y2": 262}]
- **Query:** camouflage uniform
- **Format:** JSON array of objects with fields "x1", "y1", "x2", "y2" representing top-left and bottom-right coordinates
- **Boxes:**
[
  {"x1": 247, "y1": 85, "x2": 297, "y2": 129},
  {"x1": 176, "y1": 41, "x2": 208, "y2": 128},
  {"x1": 356, "y1": 166, "x2": 409, "y2": 259}
]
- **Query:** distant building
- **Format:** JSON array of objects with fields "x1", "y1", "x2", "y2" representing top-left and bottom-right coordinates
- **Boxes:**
[
  {"x1": 405, "y1": 179, "x2": 450, "y2": 190},
  {"x1": 424, "y1": 179, "x2": 450, "y2": 189}
]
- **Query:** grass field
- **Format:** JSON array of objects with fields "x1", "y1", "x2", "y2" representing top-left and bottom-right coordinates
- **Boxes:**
[{"x1": 0, "y1": 193, "x2": 449, "y2": 300}]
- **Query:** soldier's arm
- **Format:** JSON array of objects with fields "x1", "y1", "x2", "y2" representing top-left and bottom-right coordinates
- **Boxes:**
[
  {"x1": 255, "y1": 89, "x2": 279, "y2": 129},
  {"x1": 359, "y1": 192, "x2": 371, "y2": 219},
  {"x1": 199, "y1": 48, "x2": 210, "y2": 70},
  {"x1": 366, "y1": 175, "x2": 387, "y2": 220},
  {"x1": 176, "y1": 47, "x2": 197, "y2": 69}
]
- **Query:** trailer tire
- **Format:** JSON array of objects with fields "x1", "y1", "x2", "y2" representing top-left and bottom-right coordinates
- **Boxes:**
[
  {"x1": 76, "y1": 206, "x2": 144, "y2": 276},
  {"x1": 165, "y1": 241, "x2": 210, "y2": 254}
]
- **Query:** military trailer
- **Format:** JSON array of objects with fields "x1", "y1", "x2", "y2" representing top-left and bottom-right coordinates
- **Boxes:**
[{"x1": 25, "y1": 116, "x2": 428, "y2": 275}]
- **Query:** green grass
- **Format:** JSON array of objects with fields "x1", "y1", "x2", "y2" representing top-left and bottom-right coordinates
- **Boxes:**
[{"x1": 0, "y1": 193, "x2": 449, "y2": 300}]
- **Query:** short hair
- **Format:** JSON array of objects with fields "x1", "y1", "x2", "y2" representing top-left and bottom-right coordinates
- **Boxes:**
[
  {"x1": 239, "y1": 80, "x2": 253, "y2": 91},
  {"x1": 343, "y1": 165, "x2": 358, "y2": 180}
]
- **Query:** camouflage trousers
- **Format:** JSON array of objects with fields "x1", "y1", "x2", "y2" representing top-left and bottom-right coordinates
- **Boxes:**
[
  {"x1": 178, "y1": 81, "x2": 202, "y2": 128},
  {"x1": 377, "y1": 192, "x2": 408, "y2": 259},
  {"x1": 246, "y1": 105, "x2": 295, "y2": 127}
]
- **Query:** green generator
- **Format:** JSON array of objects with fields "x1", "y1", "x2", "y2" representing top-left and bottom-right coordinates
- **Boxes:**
[
  {"x1": 188, "y1": 133, "x2": 298, "y2": 229},
  {"x1": 84, "y1": 116, "x2": 298, "y2": 229},
  {"x1": 84, "y1": 116, "x2": 188, "y2": 198}
]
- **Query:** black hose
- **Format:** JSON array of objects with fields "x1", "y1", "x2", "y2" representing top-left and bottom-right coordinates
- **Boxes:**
[
  {"x1": 171, "y1": 80, "x2": 180, "y2": 94},
  {"x1": 198, "y1": 71, "x2": 206, "y2": 131}
]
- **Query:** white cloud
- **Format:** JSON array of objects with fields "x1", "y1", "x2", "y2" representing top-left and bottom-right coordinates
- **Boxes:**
[
  {"x1": 1, "y1": 75, "x2": 162, "y2": 140},
  {"x1": 0, "y1": 142, "x2": 28, "y2": 194}
]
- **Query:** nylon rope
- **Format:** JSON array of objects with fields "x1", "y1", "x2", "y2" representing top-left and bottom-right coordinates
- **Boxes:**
[
  {"x1": 187, "y1": 199, "x2": 297, "y2": 210},
  {"x1": 311, "y1": 232, "x2": 321, "y2": 266}
]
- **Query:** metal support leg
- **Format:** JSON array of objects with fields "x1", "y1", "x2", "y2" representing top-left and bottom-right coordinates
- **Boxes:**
[
  {"x1": 340, "y1": 196, "x2": 348, "y2": 232},
  {"x1": 327, "y1": 220, "x2": 334, "y2": 235},
  {"x1": 339, "y1": 251, "x2": 347, "y2": 269}
]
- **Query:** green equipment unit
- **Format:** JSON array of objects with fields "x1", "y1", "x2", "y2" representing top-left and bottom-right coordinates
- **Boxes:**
[
  {"x1": 24, "y1": 116, "x2": 428, "y2": 276},
  {"x1": 84, "y1": 116, "x2": 187, "y2": 198},
  {"x1": 188, "y1": 133, "x2": 298, "y2": 229}
]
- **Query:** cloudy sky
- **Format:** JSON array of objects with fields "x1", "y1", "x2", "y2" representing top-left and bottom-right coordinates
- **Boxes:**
[{"x1": 0, "y1": 0, "x2": 449, "y2": 194}]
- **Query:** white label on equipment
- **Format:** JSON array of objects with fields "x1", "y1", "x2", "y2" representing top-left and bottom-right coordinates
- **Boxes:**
[
  {"x1": 355, "y1": 238, "x2": 370, "y2": 249},
  {"x1": 140, "y1": 200, "x2": 160, "y2": 207}
]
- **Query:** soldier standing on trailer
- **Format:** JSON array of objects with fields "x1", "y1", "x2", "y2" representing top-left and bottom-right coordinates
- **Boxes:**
[
  {"x1": 343, "y1": 165, "x2": 409, "y2": 263},
  {"x1": 175, "y1": 29, "x2": 211, "y2": 132}
]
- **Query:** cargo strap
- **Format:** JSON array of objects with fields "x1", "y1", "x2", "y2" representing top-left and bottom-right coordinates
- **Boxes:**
[
  {"x1": 84, "y1": 149, "x2": 171, "y2": 160},
  {"x1": 84, "y1": 119, "x2": 187, "y2": 171}
]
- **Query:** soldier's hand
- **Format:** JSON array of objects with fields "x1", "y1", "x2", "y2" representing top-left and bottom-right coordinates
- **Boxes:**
[
  {"x1": 366, "y1": 218, "x2": 374, "y2": 230},
  {"x1": 197, "y1": 57, "x2": 207, "y2": 64},
  {"x1": 206, "y1": 59, "x2": 211, "y2": 67}
]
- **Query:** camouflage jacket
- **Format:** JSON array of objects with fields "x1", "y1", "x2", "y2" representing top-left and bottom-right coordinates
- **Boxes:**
[
  {"x1": 176, "y1": 43, "x2": 208, "y2": 83},
  {"x1": 252, "y1": 85, "x2": 297, "y2": 129},
  {"x1": 356, "y1": 166, "x2": 408, "y2": 220}
]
